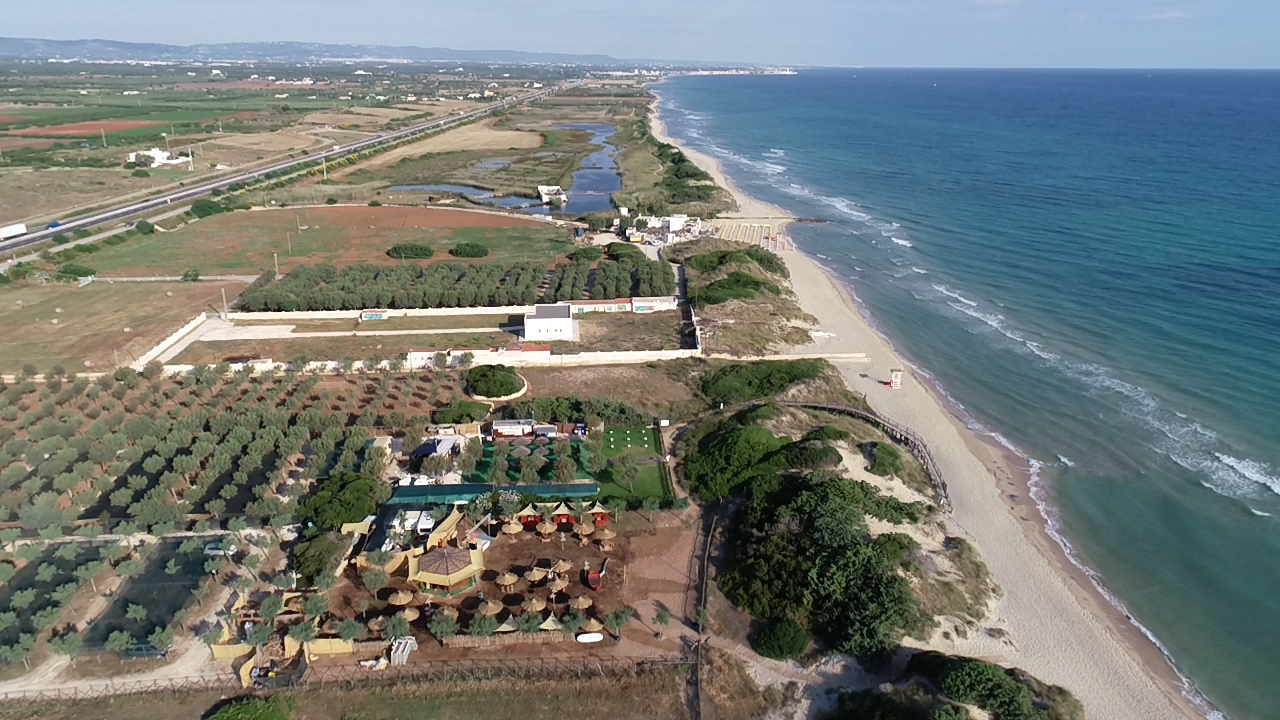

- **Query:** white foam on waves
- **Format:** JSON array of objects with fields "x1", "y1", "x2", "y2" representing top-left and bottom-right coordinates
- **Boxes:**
[{"x1": 893, "y1": 237, "x2": 913, "y2": 247}]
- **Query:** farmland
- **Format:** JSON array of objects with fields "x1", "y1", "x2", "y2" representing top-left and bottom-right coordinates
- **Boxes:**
[
  {"x1": 0, "y1": 281, "x2": 242, "y2": 372},
  {"x1": 81, "y1": 206, "x2": 573, "y2": 277},
  {"x1": 169, "y1": 332, "x2": 518, "y2": 366}
]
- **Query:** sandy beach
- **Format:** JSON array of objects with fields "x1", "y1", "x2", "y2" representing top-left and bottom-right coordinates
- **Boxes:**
[{"x1": 650, "y1": 105, "x2": 1201, "y2": 719}]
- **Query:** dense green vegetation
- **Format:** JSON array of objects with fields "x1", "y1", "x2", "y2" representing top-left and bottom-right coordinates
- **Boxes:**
[
  {"x1": 721, "y1": 469, "x2": 925, "y2": 661},
  {"x1": 499, "y1": 396, "x2": 646, "y2": 426},
  {"x1": 434, "y1": 401, "x2": 491, "y2": 424},
  {"x1": 869, "y1": 442, "x2": 904, "y2": 477},
  {"x1": 692, "y1": 271, "x2": 780, "y2": 306},
  {"x1": 296, "y1": 471, "x2": 388, "y2": 534},
  {"x1": 686, "y1": 247, "x2": 789, "y2": 278},
  {"x1": 386, "y1": 243, "x2": 434, "y2": 260},
  {"x1": 449, "y1": 242, "x2": 490, "y2": 258},
  {"x1": 654, "y1": 143, "x2": 716, "y2": 204},
  {"x1": 237, "y1": 250, "x2": 674, "y2": 311},
  {"x1": 189, "y1": 199, "x2": 225, "y2": 219},
  {"x1": 464, "y1": 365, "x2": 523, "y2": 398},
  {"x1": 207, "y1": 696, "x2": 290, "y2": 720},
  {"x1": 751, "y1": 617, "x2": 809, "y2": 660},
  {"x1": 699, "y1": 360, "x2": 826, "y2": 405}
]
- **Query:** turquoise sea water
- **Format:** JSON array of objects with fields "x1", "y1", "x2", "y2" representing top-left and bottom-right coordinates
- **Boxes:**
[{"x1": 655, "y1": 70, "x2": 1280, "y2": 719}]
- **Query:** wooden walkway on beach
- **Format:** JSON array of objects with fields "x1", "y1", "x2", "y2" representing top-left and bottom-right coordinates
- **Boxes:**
[{"x1": 779, "y1": 400, "x2": 951, "y2": 510}]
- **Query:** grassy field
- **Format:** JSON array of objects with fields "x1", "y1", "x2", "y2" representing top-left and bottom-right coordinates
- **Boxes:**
[
  {"x1": 601, "y1": 426, "x2": 661, "y2": 458},
  {"x1": 84, "y1": 206, "x2": 575, "y2": 276},
  {"x1": 550, "y1": 310, "x2": 688, "y2": 354},
  {"x1": 0, "y1": 281, "x2": 240, "y2": 372},
  {"x1": 169, "y1": 331, "x2": 517, "y2": 366},
  {"x1": 1, "y1": 671, "x2": 690, "y2": 720}
]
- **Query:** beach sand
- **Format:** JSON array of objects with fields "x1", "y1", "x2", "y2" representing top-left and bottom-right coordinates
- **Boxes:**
[{"x1": 651, "y1": 107, "x2": 1201, "y2": 719}]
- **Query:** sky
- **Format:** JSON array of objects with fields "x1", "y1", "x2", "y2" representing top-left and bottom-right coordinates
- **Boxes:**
[{"x1": 6, "y1": 0, "x2": 1279, "y2": 68}]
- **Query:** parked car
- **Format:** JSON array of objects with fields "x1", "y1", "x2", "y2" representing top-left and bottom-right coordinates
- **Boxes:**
[{"x1": 204, "y1": 541, "x2": 237, "y2": 556}]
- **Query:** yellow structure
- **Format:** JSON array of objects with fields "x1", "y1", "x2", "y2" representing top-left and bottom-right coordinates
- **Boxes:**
[
  {"x1": 425, "y1": 508, "x2": 466, "y2": 548},
  {"x1": 406, "y1": 544, "x2": 485, "y2": 592}
]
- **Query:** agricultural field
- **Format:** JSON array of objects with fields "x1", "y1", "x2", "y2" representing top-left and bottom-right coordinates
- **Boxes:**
[
  {"x1": 80, "y1": 206, "x2": 574, "y2": 277},
  {"x1": 170, "y1": 331, "x2": 518, "y2": 366},
  {"x1": 0, "y1": 281, "x2": 242, "y2": 372},
  {"x1": 81, "y1": 541, "x2": 211, "y2": 651}
]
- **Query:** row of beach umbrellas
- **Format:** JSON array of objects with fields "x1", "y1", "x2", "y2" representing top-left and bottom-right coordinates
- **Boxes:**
[{"x1": 501, "y1": 521, "x2": 616, "y2": 540}]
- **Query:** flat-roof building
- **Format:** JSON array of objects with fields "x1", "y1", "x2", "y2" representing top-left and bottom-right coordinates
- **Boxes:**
[{"x1": 522, "y1": 303, "x2": 575, "y2": 341}]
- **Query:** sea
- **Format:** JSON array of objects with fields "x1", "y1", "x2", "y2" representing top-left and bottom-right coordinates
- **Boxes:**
[{"x1": 654, "y1": 69, "x2": 1280, "y2": 719}]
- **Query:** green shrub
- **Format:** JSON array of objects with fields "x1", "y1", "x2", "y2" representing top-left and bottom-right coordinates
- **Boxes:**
[
  {"x1": 291, "y1": 532, "x2": 348, "y2": 586},
  {"x1": 181, "y1": 269, "x2": 200, "y2": 282},
  {"x1": 450, "y1": 242, "x2": 489, "y2": 258},
  {"x1": 499, "y1": 397, "x2": 644, "y2": 426},
  {"x1": 699, "y1": 360, "x2": 825, "y2": 404},
  {"x1": 776, "y1": 441, "x2": 841, "y2": 469},
  {"x1": 805, "y1": 426, "x2": 850, "y2": 442},
  {"x1": 751, "y1": 618, "x2": 808, "y2": 659},
  {"x1": 207, "y1": 696, "x2": 289, "y2": 720},
  {"x1": 55, "y1": 263, "x2": 96, "y2": 279},
  {"x1": 464, "y1": 365, "x2": 522, "y2": 398},
  {"x1": 50, "y1": 233, "x2": 69, "y2": 245},
  {"x1": 131, "y1": 168, "x2": 150, "y2": 178},
  {"x1": 434, "y1": 401, "x2": 491, "y2": 424},
  {"x1": 134, "y1": 220, "x2": 154, "y2": 235},
  {"x1": 386, "y1": 243, "x2": 434, "y2": 259},
  {"x1": 869, "y1": 443, "x2": 903, "y2": 478},
  {"x1": 190, "y1": 198, "x2": 224, "y2": 218},
  {"x1": 693, "y1": 271, "x2": 778, "y2": 306},
  {"x1": 368, "y1": 200, "x2": 382, "y2": 207},
  {"x1": 297, "y1": 471, "x2": 386, "y2": 534},
  {"x1": 325, "y1": 197, "x2": 338, "y2": 205},
  {"x1": 569, "y1": 246, "x2": 603, "y2": 262}
]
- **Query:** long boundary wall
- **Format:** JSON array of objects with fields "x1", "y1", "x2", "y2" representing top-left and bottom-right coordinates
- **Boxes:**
[
  {"x1": 131, "y1": 313, "x2": 213, "y2": 370},
  {"x1": 225, "y1": 306, "x2": 535, "y2": 321}
]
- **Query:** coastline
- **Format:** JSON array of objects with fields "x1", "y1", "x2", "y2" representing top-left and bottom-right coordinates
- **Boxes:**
[{"x1": 649, "y1": 98, "x2": 1203, "y2": 719}]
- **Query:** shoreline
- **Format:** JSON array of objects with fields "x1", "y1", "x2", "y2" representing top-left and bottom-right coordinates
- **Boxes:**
[{"x1": 649, "y1": 93, "x2": 1205, "y2": 718}]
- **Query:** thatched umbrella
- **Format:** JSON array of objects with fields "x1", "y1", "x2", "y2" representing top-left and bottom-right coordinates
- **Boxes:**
[
  {"x1": 536, "y1": 520, "x2": 557, "y2": 536},
  {"x1": 437, "y1": 606, "x2": 459, "y2": 619},
  {"x1": 597, "y1": 527, "x2": 616, "y2": 541},
  {"x1": 502, "y1": 521, "x2": 523, "y2": 538},
  {"x1": 401, "y1": 607, "x2": 420, "y2": 621},
  {"x1": 479, "y1": 599, "x2": 503, "y2": 616},
  {"x1": 568, "y1": 595, "x2": 593, "y2": 611},
  {"x1": 496, "y1": 571, "x2": 519, "y2": 589},
  {"x1": 510, "y1": 446, "x2": 531, "y2": 458},
  {"x1": 551, "y1": 558, "x2": 573, "y2": 574},
  {"x1": 524, "y1": 567, "x2": 548, "y2": 583},
  {"x1": 532, "y1": 447, "x2": 549, "y2": 457},
  {"x1": 520, "y1": 596, "x2": 546, "y2": 614},
  {"x1": 580, "y1": 617, "x2": 605, "y2": 633},
  {"x1": 388, "y1": 590, "x2": 413, "y2": 606},
  {"x1": 573, "y1": 523, "x2": 595, "y2": 537},
  {"x1": 546, "y1": 577, "x2": 569, "y2": 595},
  {"x1": 512, "y1": 437, "x2": 531, "y2": 446},
  {"x1": 367, "y1": 616, "x2": 387, "y2": 632}
]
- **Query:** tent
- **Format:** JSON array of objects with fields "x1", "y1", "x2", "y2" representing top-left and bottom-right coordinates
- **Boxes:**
[{"x1": 407, "y1": 546, "x2": 484, "y2": 592}]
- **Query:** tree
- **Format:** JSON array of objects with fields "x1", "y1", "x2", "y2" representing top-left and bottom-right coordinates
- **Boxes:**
[
  {"x1": 105, "y1": 630, "x2": 133, "y2": 655},
  {"x1": 585, "y1": 435, "x2": 608, "y2": 476},
  {"x1": 383, "y1": 614, "x2": 410, "y2": 640},
  {"x1": 337, "y1": 618, "x2": 366, "y2": 642},
  {"x1": 49, "y1": 631, "x2": 83, "y2": 656},
  {"x1": 303, "y1": 593, "x2": 330, "y2": 620},
  {"x1": 362, "y1": 568, "x2": 389, "y2": 597},
  {"x1": 208, "y1": 698, "x2": 288, "y2": 720},
  {"x1": 260, "y1": 594, "x2": 284, "y2": 621},
  {"x1": 245, "y1": 623, "x2": 273, "y2": 649},
  {"x1": 9, "y1": 588, "x2": 36, "y2": 611},
  {"x1": 751, "y1": 618, "x2": 808, "y2": 660},
  {"x1": 469, "y1": 614, "x2": 498, "y2": 637},
  {"x1": 287, "y1": 621, "x2": 317, "y2": 643},
  {"x1": 653, "y1": 607, "x2": 671, "y2": 638},
  {"x1": 615, "y1": 452, "x2": 639, "y2": 494},
  {"x1": 148, "y1": 625, "x2": 174, "y2": 650},
  {"x1": 201, "y1": 626, "x2": 224, "y2": 647},
  {"x1": 603, "y1": 607, "x2": 634, "y2": 642},
  {"x1": 642, "y1": 496, "x2": 661, "y2": 523},
  {"x1": 560, "y1": 610, "x2": 585, "y2": 636},
  {"x1": 488, "y1": 452, "x2": 509, "y2": 486},
  {"x1": 515, "y1": 611, "x2": 543, "y2": 635},
  {"x1": 126, "y1": 603, "x2": 148, "y2": 623},
  {"x1": 519, "y1": 455, "x2": 545, "y2": 484},
  {"x1": 428, "y1": 613, "x2": 459, "y2": 642},
  {"x1": 553, "y1": 454, "x2": 576, "y2": 484}
]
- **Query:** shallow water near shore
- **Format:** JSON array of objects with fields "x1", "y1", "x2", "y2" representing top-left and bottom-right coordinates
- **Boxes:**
[{"x1": 656, "y1": 70, "x2": 1280, "y2": 719}]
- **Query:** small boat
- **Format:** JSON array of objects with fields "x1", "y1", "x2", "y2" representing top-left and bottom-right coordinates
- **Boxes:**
[{"x1": 586, "y1": 558, "x2": 609, "y2": 592}]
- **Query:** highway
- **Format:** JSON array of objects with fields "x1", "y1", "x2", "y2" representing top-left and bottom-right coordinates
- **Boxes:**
[{"x1": 0, "y1": 82, "x2": 574, "y2": 255}]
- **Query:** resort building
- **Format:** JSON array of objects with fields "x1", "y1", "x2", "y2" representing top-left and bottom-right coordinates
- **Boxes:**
[{"x1": 522, "y1": 303, "x2": 575, "y2": 340}]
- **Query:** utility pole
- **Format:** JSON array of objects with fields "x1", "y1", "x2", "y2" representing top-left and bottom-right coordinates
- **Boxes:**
[
  {"x1": 220, "y1": 288, "x2": 229, "y2": 318},
  {"x1": 100, "y1": 128, "x2": 107, "y2": 148},
  {"x1": 286, "y1": 232, "x2": 292, "y2": 254},
  {"x1": 273, "y1": 252, "x2": 279, "y2": 276}
]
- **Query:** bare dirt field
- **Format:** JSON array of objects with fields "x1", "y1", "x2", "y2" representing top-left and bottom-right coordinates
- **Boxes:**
[
  {"x1": 85, "y1": 206, "x2": 571, "y2": 276},
  {"x1": 8, "y1": 120, "x2": 162, "y2": 137},
  {"x1": 552, "y1": 311, "x2": 688, "y2": 353},
  {"x1": 235, "y1": 314, "x2": 517, "y2": 333},
  {"x1": 0, "y1": 281, "x2": 241, "y2": 372},
  {"x1": 0, "y1": 166, "x2": 194, "y2": 223},
  {"x1": 0, "y1": 136, "x2": 55, "y2": 150},
  {"x1": 337, "y1": 119, "x2": 543, "y2": 175},
  {"x1": 519, "y1": 364, "x2": 696, "y2": 418}
]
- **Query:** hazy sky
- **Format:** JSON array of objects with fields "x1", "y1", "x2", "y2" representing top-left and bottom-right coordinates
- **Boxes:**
[{"x1": 8, "y1": 0, "x2": 1279, "y2": 68}]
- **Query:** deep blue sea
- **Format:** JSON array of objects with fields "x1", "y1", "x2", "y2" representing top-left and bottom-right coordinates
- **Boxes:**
[{"x1": 655, "y1": 70, "x2": 1280, "y2": 719}]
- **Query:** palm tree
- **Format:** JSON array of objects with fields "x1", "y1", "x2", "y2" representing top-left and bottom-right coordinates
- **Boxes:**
[
  {"x1": 245, "y1": 623, "x2": 273, "y2": 651},
  {"x1": 362, "y1": 568, "x2": 390, "y2": 598},
  {"x1": 642, "y1": 496, "x2": 661, "y2": 523},
  {"x1": 428, "y1": 613, "x2": 459, "y2": 642},
  {"x1": 469, "y1": 614, "x2": 498, "y2": 637},
  {"x1": 515, "y1": 612, "x2": 542, "y2": 635},
  {"x1": 560, "y1": 610, "x2": 585, "y2": 636},
  {"x1": 303, "y1": 593, "x2": 330, "y2": 620},
  {"x1": 653, "y1": 608, "x2": 671, "y2": 639},
  {"x1": 126, "y1": 604, "x2": 148, "y2": 624},
  {"x1": 383, "y1": 614, "x2": 410, "y2": 640},
  {"x1": 603, "y1": 608, "x2": 634, "y2": 643},
  {"x1": 615, "y1": 452, "x2": 639, "y2": 494},
  {"x1": 287, "y1": 621, "x2": 317, "y2": 643}
]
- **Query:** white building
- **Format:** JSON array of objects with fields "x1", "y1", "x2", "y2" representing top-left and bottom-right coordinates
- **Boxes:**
[
  {"x1": 127, "y1": 148, "x2": 188, "y2": 167},
  {"x1": 537, "y1": 185, "x2": 569, "y2": 205},
  {"x1": 522, "y1": 303, "x2": 575, "y2": 341}
]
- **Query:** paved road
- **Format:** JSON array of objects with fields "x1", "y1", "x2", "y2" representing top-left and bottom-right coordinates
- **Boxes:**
[
  {"x1": 0, "y1": 81, "x2": 577, "y2": 256},
  {"x1": 0, "y1": 206, "x2": 190, "y2": 272}
]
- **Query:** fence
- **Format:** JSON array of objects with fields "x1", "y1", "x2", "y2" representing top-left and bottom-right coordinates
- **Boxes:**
[
  {"x1": 224, "y1": 306, "x2": 535, "y2": 321},
  {"x1": 131, "y1": 312, "x2": 212, "y2": 370},
  {"x1": 779, "y1": 401, "x2": 951, "y2": 510},
  {"x1": 441, "y1": 632, "x2": 573, "y2": 649}
]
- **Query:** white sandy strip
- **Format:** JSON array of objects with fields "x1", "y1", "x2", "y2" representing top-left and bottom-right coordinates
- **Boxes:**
[{"x1": 650, "y1": 103, "x2": 1198, "y2": 719}]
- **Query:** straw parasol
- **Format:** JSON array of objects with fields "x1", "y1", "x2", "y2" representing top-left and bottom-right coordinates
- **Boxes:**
[
  {"x1": 524, "y1": 567, "x2": 548, "y2": 583},
  {"x1": 479, "y1": 599, "x2": 503, "y2": 616},
  {"x1": 597, "y1": 527, "x2": 616, "y2": 541},
  {"x1": 573, "y1": 523, "x2": 595, "y2": 537},
  {"x1": 367, "y1": 616, "x2": 387, "y2": 632},
  {"x1": 502, "y1": 521, "x2": 523, "y2": 537},
  {"x1": 437, "y1": 606, "x2": 459, "y2": 618},
  {"x1": 400, "y1": 607, "x2": 420, "y2": 621},
  {"x1": 568, "y1": 595, "x2": 594, "y2": 611},
  {"x1": 520, "y1": 596, "x2": 547, "y2": 613},
  {"x1": 546, "y1": 577, "x2": 568, "y2": 595},
  {"x1": 496, "y1": 571, "x2": 519, "y2": 588},
  {"x1": 388, "y1": 590, "x2": 413, "y2": 606},
  {"x1": 510, "y1": 446, "x2": 531, "y2": 457},
  {"x1": 551, "y1": 559, "x2": 573, "y2": 574},
  {"x1": 580, "y1": 617, "x2": 605, "y2": 633},
  {"x1": 536, "y1": 520, "x2": 557, "y2": 535}
]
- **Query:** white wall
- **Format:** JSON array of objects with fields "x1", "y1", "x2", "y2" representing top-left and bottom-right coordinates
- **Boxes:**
[
  {"x1": 132, "y1": 313, "x2": 212, "y2": 370},
  {"x1": 224, "y1": 306, "x2": 534, "y2": 321},
  {"x1": 523, "y1": 316, "x2": 574, "y2": 341}
]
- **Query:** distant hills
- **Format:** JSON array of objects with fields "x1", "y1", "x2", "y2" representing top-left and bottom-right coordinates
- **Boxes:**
[{"x1": 0, "y1": 37, "x2": 662, "y2": 66}]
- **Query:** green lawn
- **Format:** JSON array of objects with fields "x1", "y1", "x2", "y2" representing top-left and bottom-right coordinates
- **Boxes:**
[
  {"x1": 596, "y1": 463, "x2": 665, "y2": 501},
  {"x1": 601, "y1": 427, "x2": 660, "y2": 458}
]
